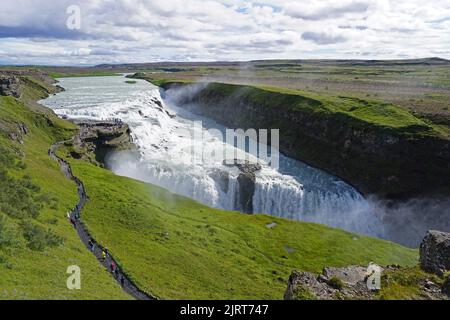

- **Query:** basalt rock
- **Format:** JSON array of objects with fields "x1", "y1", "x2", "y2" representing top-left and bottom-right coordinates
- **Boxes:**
[
  {"x1": 285, "y1": 264, "x2": 450, "y2": 300},
  {"x1": 71, "y1": 119, "x2": 136, "y2": 166},
  {"x1": 0, "y1": 74, "x2": 21, "y2": 98},
  {"x1": 0, "y1": 119, "x2": 29, "y2": 144},
  {"x1": 420, "y1": 230, "x2": 450, "y2": 276},
  {"x1": 237, "y1": 172, "x2": 255, "y2": 213},
  {"x1": 223, "y1": 159, "x2": 261, "y2": 213}
]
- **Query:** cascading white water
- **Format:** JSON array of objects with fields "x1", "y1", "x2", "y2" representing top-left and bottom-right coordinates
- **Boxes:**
[{"x1": 41, "y1": 75, "x2": 384, "y2": 238}]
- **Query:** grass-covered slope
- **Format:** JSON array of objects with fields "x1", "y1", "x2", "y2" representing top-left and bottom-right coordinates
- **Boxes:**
[
  {"x1": 0, "y1": 76, "x2": 130, "y2": 299},
  {"x1": 62, "y1": 155, "x2": 417, "y2": 300}
]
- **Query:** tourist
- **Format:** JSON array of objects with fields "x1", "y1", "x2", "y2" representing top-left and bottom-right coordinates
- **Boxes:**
[
  {"x1": 70, "y1": 217, "x2": 76, "y2": 228},
  {"x1": 88, "y1": 239, "x2": 94, "y2": 252}
]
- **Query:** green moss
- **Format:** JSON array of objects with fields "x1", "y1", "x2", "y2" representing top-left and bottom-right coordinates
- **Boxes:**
[
  {"x1": 327, "y1": 277, "x2": 344, "y2": 290},
  {"x1": 293, "y1": 285, "x2": 316, "y2": 300}
]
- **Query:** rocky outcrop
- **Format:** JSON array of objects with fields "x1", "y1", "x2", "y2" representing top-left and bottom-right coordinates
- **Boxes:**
[
  {"x1": 285, "y1": 231, "x2": 450, "y2": 300},
  {"x1": 420, "y1": 230, "x2": 450, "y2": 276},
  {"x1": 284, "y1": 266, "x2": 376, "y2": 300},
  {"x1": 285, "y1": 264, "x2": 450, "y2": 300},
  {"x1": 223, "y1": 160, "x2": 261, "y2": 213},
  {"x1": 0, "y1": 118, "x2": 29, "y2": 144},
  {"x1": 71, "y1": 119, "x2": 136, "y2": 166},
  {"x1": 0, "y1": 74, "x2": 21, "y2": 98},
  {"x1": 8, "y1": 122, "x2": 28, "y2": 144}
]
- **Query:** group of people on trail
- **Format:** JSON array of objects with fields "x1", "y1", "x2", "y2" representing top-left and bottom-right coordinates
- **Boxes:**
[
  {"x1": 66, "y1": 202, "x2": 127, "y2": 289},
  {"x1": 101, "y1": 247, "x2": 125, "y2": 286},
  {"x1": 90, "y1": 241, "x2": 124, "y2": 284}
]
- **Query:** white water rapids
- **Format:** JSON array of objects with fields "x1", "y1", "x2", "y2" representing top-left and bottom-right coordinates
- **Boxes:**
[{"x1": 41, "y1": 76, "x2": 385, "y2": 238}]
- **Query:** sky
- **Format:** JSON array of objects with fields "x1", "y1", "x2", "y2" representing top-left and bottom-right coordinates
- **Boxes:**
[{"x1": 1, "y1": 0, "x2": 450, "y2": 65}]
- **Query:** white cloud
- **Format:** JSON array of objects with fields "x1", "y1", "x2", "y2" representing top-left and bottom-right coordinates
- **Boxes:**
[
  {"x1": 0, "y1": 0, "x2": 449, "y2": 65},
  {"x1": 284, "y1": 0, "x2": 372, "y2": 20}
]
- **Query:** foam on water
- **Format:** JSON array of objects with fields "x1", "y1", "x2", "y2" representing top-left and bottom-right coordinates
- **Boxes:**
[{"x1": 41, "y1": 75, "x2": 384, "y2": 238}]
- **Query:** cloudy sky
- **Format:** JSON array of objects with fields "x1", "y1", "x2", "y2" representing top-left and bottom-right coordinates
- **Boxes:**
[{"x1": 1, "y1": 0, "x2": 450, "y2": 65}]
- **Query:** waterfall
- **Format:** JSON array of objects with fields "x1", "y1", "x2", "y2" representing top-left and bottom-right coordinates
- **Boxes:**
[{"x1": 41, "y1": 75, "x2": 384, "y2": 238}]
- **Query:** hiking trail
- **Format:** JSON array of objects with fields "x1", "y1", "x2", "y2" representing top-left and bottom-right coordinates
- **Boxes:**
[{"x1": 49, "y1": 141, "x2": 155, "y2": 300}]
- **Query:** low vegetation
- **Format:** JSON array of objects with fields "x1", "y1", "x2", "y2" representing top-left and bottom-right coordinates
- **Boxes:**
[{"x1": 377, "y1": 266, "x2": 445, "y2": 300}]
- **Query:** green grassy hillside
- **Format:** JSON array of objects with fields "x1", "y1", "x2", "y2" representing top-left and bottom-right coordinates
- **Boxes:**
[
  {"x1": 0, "y1": 78, "x2": 130, "y2": 299},
  {"x1": 59, "y1": 152, "x2": 418, "y2": 300}
]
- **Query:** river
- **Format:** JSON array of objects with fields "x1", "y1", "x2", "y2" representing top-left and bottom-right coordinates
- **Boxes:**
[{"x1": 41, "y1": 75, "x2": 385, "y2": 238}]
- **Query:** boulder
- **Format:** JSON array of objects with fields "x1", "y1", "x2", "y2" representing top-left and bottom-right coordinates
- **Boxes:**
[
  {"x1": 284, "y1": 271, "x2": 331, "y2": 300},
  {"x1": 420, "y1": 230, "x2": 450, "y2": 276},
  {"x1": 237, "y1": 172, "x2": 256, "y2": 213},
  {"x1": 223, "y1": 159, "x2": 262, "y2": 214}
]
